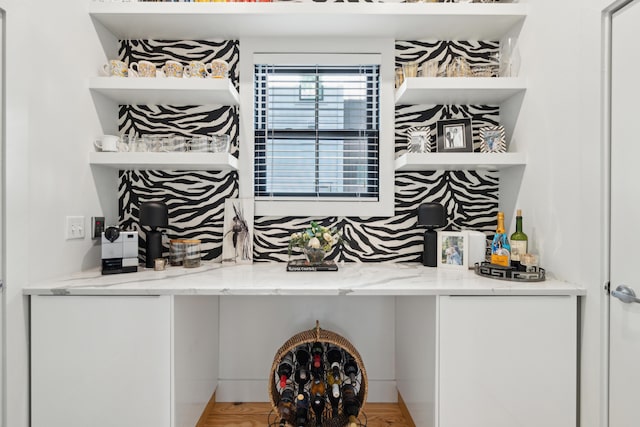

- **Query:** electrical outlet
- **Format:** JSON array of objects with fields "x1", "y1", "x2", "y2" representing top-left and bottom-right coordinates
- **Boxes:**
[
  {"x1": 92, "y1": 216, "x2": 105, "y2": 239},
  {"x1": 65, "y1": 216, "x2": 85, "y2": 240}
]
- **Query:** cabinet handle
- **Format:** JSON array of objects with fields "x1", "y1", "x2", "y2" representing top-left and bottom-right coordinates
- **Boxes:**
[{"x1": 611, "y1": 285, "x2": 640, "y2": 304}]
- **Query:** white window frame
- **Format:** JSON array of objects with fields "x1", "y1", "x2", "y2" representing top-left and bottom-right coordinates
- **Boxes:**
[{"x1": 239, "y1": 37, "x2": 395, "y2": 217}]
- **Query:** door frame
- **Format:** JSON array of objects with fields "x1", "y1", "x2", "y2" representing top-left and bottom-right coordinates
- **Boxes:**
[{"x1": 602, "y1": 1, "x2": 640, "y2": 426}]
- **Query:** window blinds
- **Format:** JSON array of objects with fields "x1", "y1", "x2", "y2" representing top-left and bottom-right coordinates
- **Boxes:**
[{"x1": 254, "y1": 62, "x2": 380, "y2": 200}]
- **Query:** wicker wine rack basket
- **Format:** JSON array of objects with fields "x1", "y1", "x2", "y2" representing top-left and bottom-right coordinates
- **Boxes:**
[{"x1": 269, "y1": 321, "x2": 368, "y2": 427}]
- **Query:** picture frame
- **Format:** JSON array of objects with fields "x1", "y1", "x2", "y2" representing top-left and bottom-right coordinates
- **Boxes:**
[
  {"x1": 479, "y1": 125, "x2": 507, "y2": 153},
  {"x1": 436, "y1": 118, "x2": 473, "y2": 153},
  {"x1": 406, "y1": 126, "x2": 431, "y2": 153},
  {"x1": 222, "y1": 198, "x2": 254, "y2": 264},
  {"x1": 437, "y1": 230, "x2": 469, "y2": 269}
]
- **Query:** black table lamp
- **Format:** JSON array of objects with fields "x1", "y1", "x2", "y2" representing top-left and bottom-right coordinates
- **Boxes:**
[
  {"x1": 417, "y1": 203, "x2": 446, "y2": 267},
  {"x1": 140, "y1": 201, "x2": 169, "y2": 268}
]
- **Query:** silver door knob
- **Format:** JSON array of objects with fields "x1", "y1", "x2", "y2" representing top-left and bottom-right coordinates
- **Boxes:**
[{"x1": 612, "y1": 285, "x2": 640, "y2": 304}]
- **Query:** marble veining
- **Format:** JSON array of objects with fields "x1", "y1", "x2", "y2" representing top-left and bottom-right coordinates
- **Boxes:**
[{"x1": 23, "y1": 262, "x2": 586, "y2": 297}]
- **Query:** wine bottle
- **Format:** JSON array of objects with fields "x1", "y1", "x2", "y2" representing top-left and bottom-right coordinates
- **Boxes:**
[
  {"x1": 490, "y1": 211, "x2": 511, "y2": 267},
  {"x1": 309, "y1": 377, "x2": 326, "y2": 426},
  {"x1": 295, "y1": 392, "x2": 310, "y2": 427},
  {"x1": 510, "y1": 209, "x2": 528, "y2": 270},
  {"x1": 343, "y1": 354, "x2": 359, "y2": 385},
  {"x1": 310, "y1": 342, "x2": 324, "y2": 375},
  {"x1": 326, "y1": 368, "x2": 341, "y2": 418},
  {"x1": 341, "y1": 382, "x2": 361, "y2": 427},
  {"x1": 295, "y1": 345, "x2": 311, "y2": 368},
  {"x1": 277, "y1": 352, "x2": 294, "y2": 390},
  {"x1": 326, "y1": 346, "x2": 343, "y2": 386},
  {"x1": 277, "y1": 383, "x2": 295, "y2": 426},
  {"x1": 294, "y1": 366, "x2": 310, "y2": 394}
]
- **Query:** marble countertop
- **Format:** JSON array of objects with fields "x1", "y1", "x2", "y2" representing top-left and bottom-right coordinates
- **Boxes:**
[{"x1": 23, "y1": 262, "x2": 586, "y2": 296}]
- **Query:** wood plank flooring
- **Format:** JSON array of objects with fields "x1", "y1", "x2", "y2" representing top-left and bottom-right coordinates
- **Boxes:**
[{"x1": 198, "y1": 402, "x2": 412, "y2": 427}]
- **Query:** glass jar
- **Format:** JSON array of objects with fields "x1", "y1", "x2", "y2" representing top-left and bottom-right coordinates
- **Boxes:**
[{"x1": 183, "y1": 239, "x2": 201, "y2": 268}]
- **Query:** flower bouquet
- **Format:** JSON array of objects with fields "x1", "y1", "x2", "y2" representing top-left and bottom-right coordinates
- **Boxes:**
[{"x1": 288, "y1": 221, "x2": 342, "y2": 265}]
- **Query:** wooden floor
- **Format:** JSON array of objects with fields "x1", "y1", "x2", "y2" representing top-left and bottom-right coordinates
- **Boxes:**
[{"x1": 198, "y1": 402, "x2": 412, "y2": 427}]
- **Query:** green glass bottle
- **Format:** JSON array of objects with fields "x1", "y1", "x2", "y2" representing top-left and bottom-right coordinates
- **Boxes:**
[{"x1": 510, "y1": 209, "x2": 528, "y2": 270}]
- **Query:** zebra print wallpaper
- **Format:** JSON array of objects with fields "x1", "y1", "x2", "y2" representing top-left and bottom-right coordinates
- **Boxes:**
[{"x1": 118, "y1": 40, "x2": 499, "y2": 262}]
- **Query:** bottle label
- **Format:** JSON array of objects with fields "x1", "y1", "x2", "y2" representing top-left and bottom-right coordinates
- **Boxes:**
[{"x1": 511, "y1": 240, "x2": 527, "y2": 262}]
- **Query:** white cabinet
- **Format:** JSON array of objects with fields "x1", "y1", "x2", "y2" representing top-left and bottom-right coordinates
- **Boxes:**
[
  {"x1": 30, "y1": 295, "x2": 219, "y2": 427},
  {"x1": 396, "y1": 295, "x2": 577, "y2": 427},
  {"x1": 31, "y1": 295, "x2": 172, "y2": 427}
]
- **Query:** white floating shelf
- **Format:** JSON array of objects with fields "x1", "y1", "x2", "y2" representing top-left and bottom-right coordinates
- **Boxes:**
[
  {"x1": 89, "y1": 2, "x2": 528, "y2": 40},
  {"x1": 395, "y1": 77, "x2": 527, "y2": 105},
  {"x1": 89, "y1": 152, "x2": 239, "y2": 171},
  {"x1": 88, "y1": 77, "x2": 239, "y2": 105},
  {"x1": 395, "y1": 152, "x2": 526, "y2": 172}
]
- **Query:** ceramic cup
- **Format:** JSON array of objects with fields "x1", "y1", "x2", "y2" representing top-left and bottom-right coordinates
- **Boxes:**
[
  {"x1": 102, "y1": 60, "x2": 128, "y2": 77},
  {"x1": 129, "y1": 60, "x2": 156, "y2": 78},
  {"x1": 185, "y1": 60, "x2": 210, "y2": 78},
  {"x1": 210, "y1": 134, "x2": 230, "y2": 153},
  {"x1": 154, "y1": 258, "x2": 168, "y2": 271},
  {"x1": 162, "y1": 60, "x2": 184, "y2": 78},
  {"x1": 206, "y1": 59, "x2": 229, "y2": 79},
  {"x1": 94, "y1": 135, "x2": 121, "y2": 152}
]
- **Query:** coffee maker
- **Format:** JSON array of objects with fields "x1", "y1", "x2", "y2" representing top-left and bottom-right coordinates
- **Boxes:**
[{"x1": 101, "y1": 226, "x2": 139, "y2": 275}]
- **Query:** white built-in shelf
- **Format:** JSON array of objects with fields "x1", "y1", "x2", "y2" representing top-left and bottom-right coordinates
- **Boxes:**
[
  {"x1": 395, "y1": 77, "x2": 526, "y2": 105},
  {"x1": 89, "y1": 2, "x2": 527, "y2": 40},
  {"x1": 89, "y1": 152, "x2": 238, "y2": 171},
  {"x1": 88, "y1": 77, "x2": 239, "y2": 105},
  {"x1": 395, "y1": 152, "x2": 526, "y2": 172}
]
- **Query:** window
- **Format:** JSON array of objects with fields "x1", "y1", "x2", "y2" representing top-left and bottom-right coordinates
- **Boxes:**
[{"x1": 254, "y1": 59, "x2": 380, "y2": 201}]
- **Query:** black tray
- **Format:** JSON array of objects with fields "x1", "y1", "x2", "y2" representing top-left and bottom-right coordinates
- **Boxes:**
[
  {"x1": 474, "y1": 262, "x2": 545, "y2": 282},
  {"x1": 286, "y1": 260, "x2": 339, "y2": 272}
]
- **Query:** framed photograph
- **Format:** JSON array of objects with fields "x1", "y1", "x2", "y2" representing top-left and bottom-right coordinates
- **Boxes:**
[
  {"x1": 406, "y1": 126, "x2": 431, "y2": 153},
  {"x1": 436, "y1": 118, "x2": 473, "y2": 153},
  {"x1": 222, "y1": 198, "x2": 254, "y2": 264},
  {"x1": 437, "y1": 231, "x2": 469, "y2": 269},
  {"x1": 479, "y1": 125, "x2": 507, "y2": 153}
]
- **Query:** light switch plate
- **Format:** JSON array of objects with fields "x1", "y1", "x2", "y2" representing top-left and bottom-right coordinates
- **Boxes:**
[{"x1": 65, "y1": 216, "x2": 85, "y2": 240}]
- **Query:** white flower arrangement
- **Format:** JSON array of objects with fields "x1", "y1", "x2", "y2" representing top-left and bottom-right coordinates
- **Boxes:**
[{"x1": 288, "y1": 221, "x2": 343, "y2": 257}]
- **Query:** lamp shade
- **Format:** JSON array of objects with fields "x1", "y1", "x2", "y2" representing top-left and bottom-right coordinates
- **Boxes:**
[
  {"x1": 417, "y1": 203, "x2": 445, "y2": 229},
  {"x1": 140, "y1": 201, "x2": 168, "y2": 228}
]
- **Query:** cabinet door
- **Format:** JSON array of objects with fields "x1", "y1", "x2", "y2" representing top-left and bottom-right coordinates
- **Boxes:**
[
  {"x1": 31, "y1": 295, "x2": 171, "y2": 427},
  {"x1": 438, "y1": 296, "x2": 577, "y2": 427}
]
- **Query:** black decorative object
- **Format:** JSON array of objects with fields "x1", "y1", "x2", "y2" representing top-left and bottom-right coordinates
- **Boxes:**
[
  {"x1": 417, "y1": 203, "x2": 446, "y2": 267},
  {"x1": 140, "y1": 201, "x2": 169, "y2": 268}
]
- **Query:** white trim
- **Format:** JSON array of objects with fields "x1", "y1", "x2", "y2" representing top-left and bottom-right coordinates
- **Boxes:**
[
  {"x1": 253, "y1": 53, "x2": 382, "y2": 66},
  {"x1": 239, "y1": 37, "x2": 395, "y2": 217}
]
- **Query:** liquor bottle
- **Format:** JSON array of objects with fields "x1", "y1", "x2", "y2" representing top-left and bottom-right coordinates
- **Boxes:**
[
  {"x1": 294, "y1": 392, "x2": 310, "y2": 427},
  {"x1": 510, "y1": 209, "x2": 528, "y2": 270},
  {"x1": 341, "y1": 382, "x2": 361, "y2": 427},
  {"x1": 343, "y1": 354, "x2": 359, "y2": 385},
  {"x1": 310, "y1": 342, "x2": 324, "y2": 374},
  {"x1": 309, "y1": 377, "x2": 326, "y2": 426},
  {"x1": 277, "y1": 383, "x2": 295, "y2": 427},
  {"x1": 277, "y1": 352, "x2": 294, "y2": 389},
  {"x1": 490, "y1": 211, "x2": 511, "y2": 267}
]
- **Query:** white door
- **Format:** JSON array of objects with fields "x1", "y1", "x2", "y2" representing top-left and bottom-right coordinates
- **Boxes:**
[
  {"x1": 0, "y1": 9, "x2": 4, "y2": 425},
  {"x1": 609, "y1": 1, "x2": 640, "y2": 426}
]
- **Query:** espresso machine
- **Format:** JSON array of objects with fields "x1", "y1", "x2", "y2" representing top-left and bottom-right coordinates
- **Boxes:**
[{"x1": 101, "y1": 226, "x2": 139, "y2": 275}]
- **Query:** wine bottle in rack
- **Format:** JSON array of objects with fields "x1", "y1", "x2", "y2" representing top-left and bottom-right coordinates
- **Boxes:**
[
  {"x1": 310, "y1": 341, "x2": 324, "y2": 376},
  {"x1": 295, "y1": 391, "x2": 310, "y2": 427},
  {"x1": 326, "y1": 346, "x2": 343, "y2": 386},
  {"x1": 342, "y1": 382, "x2": 361, "y2": 427},
  {"x1": 277, "y1": 352, "x2": 294, "y2": 389},
  {"x1": 277, "y1": 383, "x2": 295, "y2": 427},
  {"x1": 309, "y1": 377, "x2": 326, "y2": 426},
  {"x1": 343, "y1": 354, "x2": 360, "y2": 385},
  {"x1": 326, "y1": 364, "x2": 342, "y2": 418},
  {"x1": 294, "y1": 366, "x2": 310, "y2": 395},
  {"x1": 295, "y1": 345, "x2": 311, "y2": 368}
]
